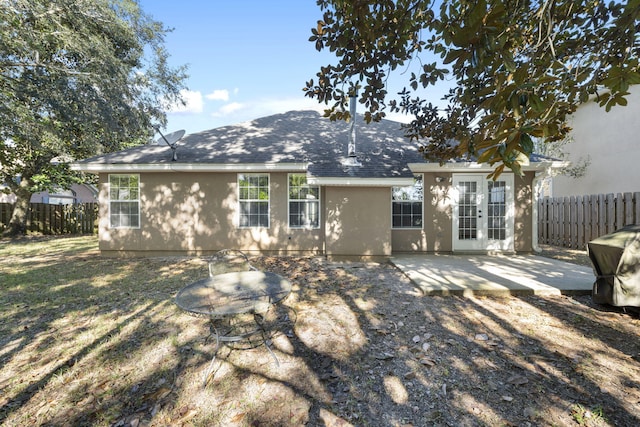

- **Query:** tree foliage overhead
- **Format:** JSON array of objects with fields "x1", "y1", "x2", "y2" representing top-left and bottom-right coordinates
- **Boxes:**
[
  {"x1": 0, "y1": 0, "x2": 187, "y2": 235},
  {"x1": 304, "y1": 0, "x2": 640, "y2": 178}
]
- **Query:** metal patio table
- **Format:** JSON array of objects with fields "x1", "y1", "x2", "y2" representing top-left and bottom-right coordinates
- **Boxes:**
[{"x1": 175, "y1": 270, "x2": 292, "y2": 385}]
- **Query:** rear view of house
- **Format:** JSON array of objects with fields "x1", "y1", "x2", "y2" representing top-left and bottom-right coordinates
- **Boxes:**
[{"x1": 72, "y1": 110, "x2": 559, "y2": 259}]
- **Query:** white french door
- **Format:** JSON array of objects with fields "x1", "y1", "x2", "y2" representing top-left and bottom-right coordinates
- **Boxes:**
[{"x1": 452, "y1": 174, "x2": 514, "y2": 251}]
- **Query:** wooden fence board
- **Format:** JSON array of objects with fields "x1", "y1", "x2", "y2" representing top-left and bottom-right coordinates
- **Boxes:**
[
  {"x1": 590, "y1": 195, "x2": 598, "y2": 243},
  {"x1": 0, "y1": 202, "x2": 98, "y2": 235},
  {"x1": 539, "y1": 192, "x2": 639, "y2": 249},
  {"x1": 577, "y1": 195, "x2": 584, "y2": 249},
  {"x1": 606, "y1": 193, "x2": 615, "y2": 235},
  {"x1": 625, "y1": 192, "x2": 633, "y2": 225},
  {"x1": 584, "y1": 195, "x2": 592, "y2": 244},
  {"x1": 598, "y1": 194, "x2": 606, "y2": 240},
  {"x1": 570, "y1": 197, "x2": 576, "y2": 246},
  {"x1": 616, "y1": 193, "x2": 624, "y2": 232}
]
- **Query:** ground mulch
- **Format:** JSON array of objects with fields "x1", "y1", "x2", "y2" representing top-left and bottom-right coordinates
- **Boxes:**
[{"x1": 1, "y1": 238, "x2": 639, "y2": 426}]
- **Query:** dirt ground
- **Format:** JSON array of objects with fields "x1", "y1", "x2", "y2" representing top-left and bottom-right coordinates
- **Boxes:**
[
  {"x1": 239, "y1": 250, "x2": 640, "y2": 427},
  {"x1": 1, "y1": 239, "x2": 640, "y2": 426}
]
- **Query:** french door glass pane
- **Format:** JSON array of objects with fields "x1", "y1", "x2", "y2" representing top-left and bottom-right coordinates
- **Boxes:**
[
  {"x1": 488, "y1": 181, "x2": 506, "y2": 240},
  {"x1": 458, "y1": 181, "x2": 477, "y2": 240}
]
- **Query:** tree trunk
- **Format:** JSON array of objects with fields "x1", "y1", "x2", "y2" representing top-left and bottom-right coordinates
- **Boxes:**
[{"x1": 2, "y1": 180, "x2": 32, "y2": 237}]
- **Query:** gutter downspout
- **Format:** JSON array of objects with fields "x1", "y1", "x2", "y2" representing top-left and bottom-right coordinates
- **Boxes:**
[
  {"x1": 532, "y1": 172, "x2": 543, "y2": 253},
  {"x1": 532, "y1": 162, "x2": 565, "y2": 252}
]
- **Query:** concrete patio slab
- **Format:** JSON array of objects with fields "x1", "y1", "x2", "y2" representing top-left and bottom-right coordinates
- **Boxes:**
[{"x1": 391, "y1": 254, "x2": 595, "y2": 296}]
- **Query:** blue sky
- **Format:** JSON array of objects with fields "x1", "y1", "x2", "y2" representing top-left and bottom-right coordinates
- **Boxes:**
[
  {"x1": 138, "y1": 0, "x2": 347, "y2": 134},
  {"x1": 139, "y1": 0, "x2": 443, "y2": 136}
]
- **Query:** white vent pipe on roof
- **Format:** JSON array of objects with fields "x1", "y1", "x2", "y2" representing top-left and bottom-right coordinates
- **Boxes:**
[
  {"x1": 342, "y1": 94, "x2": 362, "y2": 167},
  {"x1": 348, "y1": 95, "x2": 357, "y2": 157}
]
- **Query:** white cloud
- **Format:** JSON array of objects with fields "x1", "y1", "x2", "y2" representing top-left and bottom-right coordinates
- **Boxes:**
[
  {"x1": 211, "y1": 97, "x2": 324, "y2": 120},
  {"x1": 213, "y1": 102, "x2": 244, "y2": 116},
  {"x1": 167, "y1": 89, "x2": 204, "y2": 114},
  {"x1": 204, "y1": 96, "x2": 412, "y2": 129},
  {"x1": 205, "y1": 89, "x2": 230, "y2": 101}
]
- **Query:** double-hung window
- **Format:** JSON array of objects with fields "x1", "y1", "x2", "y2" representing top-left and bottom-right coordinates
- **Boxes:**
[
  {"x1": 392, "y1": 175, "x2": 423, "y2": 228},
  {"x1": 288, "y1": 174, "x2": 320, "y2": 229},
  {"x1": 109, "y1": 174, "x2": 140, "y2": 228},
  {"x1": 238, "y1": 174, "x2": 269, "y2": 227}
]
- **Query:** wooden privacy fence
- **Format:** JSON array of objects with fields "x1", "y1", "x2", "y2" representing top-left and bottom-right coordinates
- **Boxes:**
[
  {"x1": 0, "y1": 202, "x2": 98, "y2": 235},
  {"x1": 538, "y1": 192, "x2": 640, "y2": 249}
]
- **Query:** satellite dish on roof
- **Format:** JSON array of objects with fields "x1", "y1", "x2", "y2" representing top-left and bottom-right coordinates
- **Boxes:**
[{"x1": 153, "y1": 128, "x2": 185, "y2": 161}]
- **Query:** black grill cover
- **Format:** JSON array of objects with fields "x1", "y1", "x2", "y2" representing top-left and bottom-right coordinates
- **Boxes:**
[{"x1": 588, "y1": 224, "x2": 640, "y2": 307}]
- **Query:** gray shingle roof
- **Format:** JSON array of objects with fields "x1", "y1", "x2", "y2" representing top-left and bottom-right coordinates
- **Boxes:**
[{"x1": 77, "y1": 110, "x2": 425, "y2": 179}]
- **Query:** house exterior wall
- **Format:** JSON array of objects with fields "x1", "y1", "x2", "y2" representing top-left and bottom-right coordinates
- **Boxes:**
[
  {"x1": 95, "y1": 169, "x2": 537, "y2": 257},
  {"x1": 323, "y1": 186, "x2": 392, "y2": 259},
  {"x1": 552, "y1": 85, "x2": 640, "y2": 197},
  {"x1": 514, "y1": 171, "x2": 535, "y2": 252},
  {"x1": 97, "y1": 171, "x2": 394, "y2": 258},
  {"x1": 390, "y1": 171, "x2": 536, "y2": 253},
  {"x1": 97, "y1": 172, "x2": 324, "y2": 256},
  {"x1": 391, "y1": 172, "x2": 453, "y2": 253}
]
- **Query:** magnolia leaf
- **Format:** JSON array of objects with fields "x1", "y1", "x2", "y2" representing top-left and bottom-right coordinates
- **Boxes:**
[
  {"x1": 307, "y1": 0, "x2": 639, "y2": 175},
  {"x1": 520, "y1": 133, "x2": 534, "y2": 155},
  {"x1": 477, "y1": 147, "x2": 496, "y2": 164}
]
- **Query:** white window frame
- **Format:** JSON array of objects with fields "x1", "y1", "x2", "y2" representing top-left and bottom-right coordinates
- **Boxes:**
[
  {"x1": 108, "y1": 174, "x2": 140, "y2": 229},
  {"x1": 391, "y1": 174, "x2": 424, "y2": 229},
  {"x1": 238, "y1": 173, "x2": 270, "y2": 228},
  {"x1": 288, "y1": 173, "x2": 321, "y2": 229}
]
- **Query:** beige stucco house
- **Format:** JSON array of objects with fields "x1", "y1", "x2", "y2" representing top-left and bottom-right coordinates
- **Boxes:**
[
  {"x1": 72, "y1": 110, "x2": 558, "y2": 259},
  {"x1": 552, "y1": 85, "x2": 640, "y2": 197}
]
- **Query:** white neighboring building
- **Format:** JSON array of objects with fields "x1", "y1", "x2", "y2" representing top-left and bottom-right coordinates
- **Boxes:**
[
  {"x1": 552, "y1": 85, "x2": 640, "y2": 197},
  {"x1": 0, "y1": 184, "x2": 98, "y2": 204}
]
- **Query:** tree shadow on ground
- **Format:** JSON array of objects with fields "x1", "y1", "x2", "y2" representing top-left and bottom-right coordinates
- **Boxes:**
[{"x1": 1, "y1": 240, "x2": 639, "y2": 426}]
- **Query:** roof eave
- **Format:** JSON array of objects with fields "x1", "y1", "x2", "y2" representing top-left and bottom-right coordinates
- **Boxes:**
[
  {"x1": 407, "y1": 160, "x2": 568, "y2": 173},
  {"x1": 307, "y1": 176, "x2": 414, "y2": 186},
  {"x1": 69, "y1": 162, "x2": 309, "y2": 173}
]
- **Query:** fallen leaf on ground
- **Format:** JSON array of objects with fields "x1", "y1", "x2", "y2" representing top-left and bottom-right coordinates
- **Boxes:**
[
  {"x1": 420, "y1": 357, "x2": 437, "y2": 367},
  {"x1": 507, "y1": 374, "x2": 529, "y2": 385},
  {"x1": 231, "y1": 412, "x2": 246, "y2": 423},
  {"x1": 376, "y1": 352, "x2": 395, "y2": 360},
  {"x1": 145, "y1": 386, "x2": 171, "y2": 401}
]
